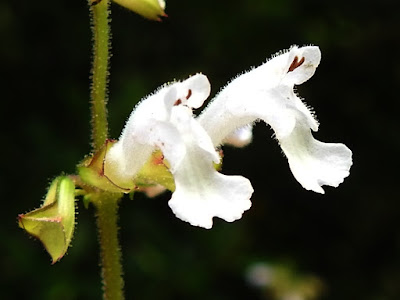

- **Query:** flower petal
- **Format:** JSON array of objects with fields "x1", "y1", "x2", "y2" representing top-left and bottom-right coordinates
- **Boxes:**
[
  {"x1": 168, "y1": 107, "x2": 253, "y2": 228},
  {"x1": 199, "y1": 45, "x2": 352, "y2": 192},
  {"x1": 169, "y1": 168, "x2": 253, "y2": 229},
  {"x1": 171, "y1": 105, "x2": 220, "y2": 164},
  {"x1": 223, "y1": 125, "x2": 253, "y2": 148},
  {"x1": 105, "y1": 118, "x2": 184, "y2": 183},
  {"x1": 104, "y1": 79, "x2": 187, "y2": 184},
  {"x1": 179, "y1": 74, "x2": 211, "y2": 109},
  {"x1": 199, "y1": 45, "x2": 320, "y2": 145},
  {"x1": 284, "y1": 46, "x2": 321, "y2": 85},
  {"x1": 279, "y1": 122, "x2": 352, "y2": 193}
]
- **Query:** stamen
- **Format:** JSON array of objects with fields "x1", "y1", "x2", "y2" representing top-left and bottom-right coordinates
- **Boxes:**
[
  {"x1": 152, "y1": 152, "x2": 165, "y2": 165},
  {"x1": 186, "y1": 89, "x2": 192, "y2": 100},
  {"x1": 288, "y1": 56, "x2": 305, "y2": 72},
  {"x1": 174, "y1": 89, "x2": 191, "y2": 106}
]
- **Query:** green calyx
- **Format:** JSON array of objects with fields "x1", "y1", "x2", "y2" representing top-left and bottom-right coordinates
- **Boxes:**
[
  {"x1": 112, "y1": 0, "x2": 167, "y2": 21},
  {"x1": 78, "y1": 140, "x2": 175, "y2": 195},
  {"x1": 135, "y1": 150, "x2": 175, "y2": 192},
  {"x1": 18, "y1": 176, "x2": 76, "y2": 264},
  {"x1": 78, "y1": 140, "x2": 134, "y2": 193}
]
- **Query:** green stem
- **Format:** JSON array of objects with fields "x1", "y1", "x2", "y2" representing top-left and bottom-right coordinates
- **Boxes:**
[
  {"x1": 92, "y1": 192, "x2": 125, "y2": 300},
  {"x1": 89, "y1": 3, "x2": 123, "y2": 297},
  {"x1": 90, "y1": 0, "x2": 111, "y2": 151}
]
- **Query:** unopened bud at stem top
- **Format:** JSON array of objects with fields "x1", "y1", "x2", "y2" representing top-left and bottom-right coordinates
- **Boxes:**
[{"x1": 113, "y1": 0, "x2": 167, "y2": 21}]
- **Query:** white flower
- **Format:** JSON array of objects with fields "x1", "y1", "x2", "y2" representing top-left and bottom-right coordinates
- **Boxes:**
[
  {"x1": 198, "y1": 45, "x2": 352, "y2": 193},
  {"x1": 223, "y1": 125, "x2": 253, "y2": 148},
  {"x1": 105, "y1": 74, "x2": 253, "y2": 228}
]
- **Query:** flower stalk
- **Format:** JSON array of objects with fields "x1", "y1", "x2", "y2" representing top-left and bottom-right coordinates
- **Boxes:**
[
  {"x1": 92, "y1": 192, "x2": 125, "y2": 300},
  {"x1": 90, "y1": 0, "x2": 111, "y2": 151},
  {"x1": 89, "y1": 1, "x2": 125, "y2": 299}
]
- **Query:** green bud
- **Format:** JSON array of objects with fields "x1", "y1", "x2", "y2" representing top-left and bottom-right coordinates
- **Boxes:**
[
  {"x1": 113, "y1": 0, "x2": 167, "y2": 21},
  {"x1": 18, "y1": 176, "x2": 76, "y2": 264}
]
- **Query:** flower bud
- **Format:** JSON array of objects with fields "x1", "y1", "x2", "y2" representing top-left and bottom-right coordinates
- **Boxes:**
[
  {"x1": 18, "y1": 176, "x2": 76, "y2": 263},
  {"x1": 113, "y1": 0, "x2": 167, "y2": 21}
]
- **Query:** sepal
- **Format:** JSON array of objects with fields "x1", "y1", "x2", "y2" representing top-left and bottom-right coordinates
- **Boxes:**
[
  {"x1": 78, "y1": 140, "x2": 134, "y2": 193},
  {"x1": 18, "y1": 176, "x2": 76, "y2": 263},
  {"x1": 79, "y1": 140, "x2": 175, "y2": 194},
  {"x1": 135, "y1": 150, "x2": 175, "y2": 192}
]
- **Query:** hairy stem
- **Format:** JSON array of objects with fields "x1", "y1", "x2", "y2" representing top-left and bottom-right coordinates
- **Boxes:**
[
  {"x1": 89, "y1": 1, "x2": 124, "y2": 299},
  {"x1": 90, "y1": 0, "x2": 111, "y2": 151},
  {"x1": 92, "y1": 192, "x2": 125, "y2": 300}
]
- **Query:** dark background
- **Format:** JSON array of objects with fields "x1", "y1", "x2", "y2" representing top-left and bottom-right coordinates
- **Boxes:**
[{"x1": 2, "y1": 0, "x2": 400, "y2": 299}]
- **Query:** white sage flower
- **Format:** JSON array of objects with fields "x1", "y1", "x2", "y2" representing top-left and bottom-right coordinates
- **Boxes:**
[
  {"x1": 105, "y1": 74, "x2": 253, "y2": 228},
  {"x1": 198, "y1": 45, "x2": 352, "y2": 194},
  {"x1": 223, "y1": 125, "x2": 253, "y2": 148}
]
